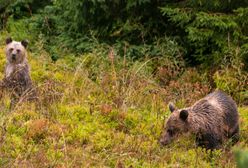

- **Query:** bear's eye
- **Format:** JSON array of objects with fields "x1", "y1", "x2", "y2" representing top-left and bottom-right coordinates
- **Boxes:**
[
  {"x1": 9, "y1": 48, "x2": 14, "y2": 52},
  {"x1": 17, "y1": 49, "x2": 21, "y2": 53}
]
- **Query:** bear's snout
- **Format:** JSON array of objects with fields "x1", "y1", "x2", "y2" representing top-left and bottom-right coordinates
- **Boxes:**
[
  {"x1": 159, "y1": 133, "x2": 172, "y2": 146},
  {"x1": 159, "y1": 139, "x2": 167, "y2": 146},
  {"x1": 159, "y1": 138, "x2": 170, "y2": 146},
  {"x1": 12, "y1": 54, "x2": 16, "y2": 60}
]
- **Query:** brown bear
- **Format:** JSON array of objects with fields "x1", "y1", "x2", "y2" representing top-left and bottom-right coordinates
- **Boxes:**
[
  {"x1": 159, "y1": 90, "x2": 239, "y2": 150},
  {"x1": 1, "y1": 37, "x2": 35, "y2": 108}
]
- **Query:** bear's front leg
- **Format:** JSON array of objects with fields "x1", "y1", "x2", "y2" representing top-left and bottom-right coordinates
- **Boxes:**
[{"x1": 195, "y1": 133, "x2": 221, "y2": 150}]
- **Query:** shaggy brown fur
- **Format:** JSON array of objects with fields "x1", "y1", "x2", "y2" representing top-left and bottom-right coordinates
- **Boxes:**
[
  {"x1": 0, "y1": 37, "x2": 36, "y2": 108},
  {"x1": 160, "y1": 90, "x2": 239, "y2": 149}
]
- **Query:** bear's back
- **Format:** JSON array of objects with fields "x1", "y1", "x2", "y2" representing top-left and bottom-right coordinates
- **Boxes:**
[
  {"x1": 206, "y1": 90, "x2": 238, "y2": 129},
  {"x1": 192, "y1": 90, "x2": 238, "y2": 133}
]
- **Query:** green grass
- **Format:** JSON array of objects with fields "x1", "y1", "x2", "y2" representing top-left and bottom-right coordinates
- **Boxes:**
[{"x1": 0, "y1": 42, "x2": 247, "y2": 168}]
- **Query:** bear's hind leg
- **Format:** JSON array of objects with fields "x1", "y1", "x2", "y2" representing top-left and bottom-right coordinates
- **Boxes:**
[{"x1": 229, "y1": 125, "x2": 239, "y2": 145}]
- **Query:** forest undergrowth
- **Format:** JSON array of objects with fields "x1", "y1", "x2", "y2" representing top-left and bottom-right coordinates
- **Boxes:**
[{"x1": 0, "y1": 33, "x2": 247, "y2": 167}]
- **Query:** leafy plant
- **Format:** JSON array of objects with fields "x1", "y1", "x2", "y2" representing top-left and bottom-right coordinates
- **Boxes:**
[{"x1": 235, "y1": 150, "x2": 248, "y2": 168}]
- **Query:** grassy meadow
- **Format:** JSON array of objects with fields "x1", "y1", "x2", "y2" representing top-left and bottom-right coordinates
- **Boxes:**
[{"x1": 0, "y1": 34, "x2": 247, "y2": 167}]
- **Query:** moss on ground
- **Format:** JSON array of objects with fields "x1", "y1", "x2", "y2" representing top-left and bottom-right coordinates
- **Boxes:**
[{"x1": 0, "y1": 44, "x2": 247, "y2": 168}]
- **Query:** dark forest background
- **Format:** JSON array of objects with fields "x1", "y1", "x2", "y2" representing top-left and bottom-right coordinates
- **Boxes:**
[{"x1": 1, "y1": 0, "x2": 247, "y2": 65}]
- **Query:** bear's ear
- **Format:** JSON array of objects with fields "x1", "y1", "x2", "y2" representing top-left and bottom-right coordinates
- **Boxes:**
[
  {"x1": 21, "y1": 40, "x2": 28, "y2": 48},
  {"x1": 179, "y1": 110, "x2": 188, "y2": 121},
  {"x1": 168, "y1": 102, "x2": 176, "y2": 113},
  {"x1": 6, "y1": 37, "x2": 12, "y2": 45}
]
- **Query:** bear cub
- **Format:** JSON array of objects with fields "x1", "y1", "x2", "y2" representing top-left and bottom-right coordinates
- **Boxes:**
[
  {"x1": 1, "y1": 37, "x2": 35, "y2": 107},
  {"x1": 160, "y1": 90, "x2": 239, "y2": 150}
]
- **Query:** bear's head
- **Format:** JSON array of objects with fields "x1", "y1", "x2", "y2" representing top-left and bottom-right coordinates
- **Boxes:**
[
  {"x1": 5, "y1": 37, "x2": 28, "y2": 64},
  {"x1": 159, "y1": 103, "x2": 190, "y2": 146}
]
